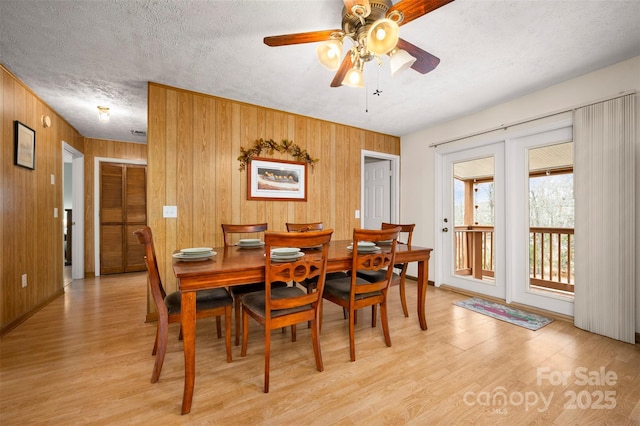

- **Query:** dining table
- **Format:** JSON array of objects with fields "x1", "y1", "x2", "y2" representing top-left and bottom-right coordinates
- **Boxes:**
[{"x1": 173, "y1": 239, "x2": 432, "y2": 414}]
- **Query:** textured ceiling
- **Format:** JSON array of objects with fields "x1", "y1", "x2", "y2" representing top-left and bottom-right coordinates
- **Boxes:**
[{"x1": 1, "y1": 0, "x2": 639, "y2": 144}]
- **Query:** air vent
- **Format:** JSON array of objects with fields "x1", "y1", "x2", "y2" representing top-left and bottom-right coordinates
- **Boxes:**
[{"x1": 131, "y1": 130, "x2": 146, "y2": 137}]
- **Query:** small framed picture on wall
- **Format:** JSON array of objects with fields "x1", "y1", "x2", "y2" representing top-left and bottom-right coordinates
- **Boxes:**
[{"x1": 14, "y1": 121, "x2": 36, "y2": 170}]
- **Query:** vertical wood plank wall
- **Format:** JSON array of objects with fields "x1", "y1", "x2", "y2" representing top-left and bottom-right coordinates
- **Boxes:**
[
  {"x1": 1, "y1": 66, "x2": 84, "y2": 332},
  {"x1": 147, "y1": 82, "x2": 400, "y2": 293}
]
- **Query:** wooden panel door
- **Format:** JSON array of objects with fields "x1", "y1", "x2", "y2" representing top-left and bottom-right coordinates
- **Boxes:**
[{"x1": 100, "y1": 163, "x2": 147, "y2": 274}]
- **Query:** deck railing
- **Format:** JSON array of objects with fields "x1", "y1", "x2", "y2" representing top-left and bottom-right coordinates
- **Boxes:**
[{"x1": 454, "y1": 226, "x2": 574, "y2": 294}]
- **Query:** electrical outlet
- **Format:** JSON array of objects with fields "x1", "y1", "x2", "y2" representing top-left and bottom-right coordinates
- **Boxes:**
[
  {"x1": 21, "y1": 274, "x2": 27, "y2": 288},
  {"x1": 163, "y1": 206, "x2": 178, "y2": 218}
]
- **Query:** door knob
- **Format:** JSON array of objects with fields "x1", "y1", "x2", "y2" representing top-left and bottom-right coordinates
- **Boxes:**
[{"x1": 442, "y1": 227, "x2": 448, "y2": 232}]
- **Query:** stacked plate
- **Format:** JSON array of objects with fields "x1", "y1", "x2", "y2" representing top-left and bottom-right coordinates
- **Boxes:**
[
  {"x1": 173, "y1": 247, "x2": 216, "y2": 261},
  {"x1": 238, "y1": 239, "x2": 264, "y2": 249},
  {"x1": 347, "y1": 241, "x2": 381, "y2": 253},
  {"x1": 269, "y1": 247, "x2": 304, "y2": 262}
]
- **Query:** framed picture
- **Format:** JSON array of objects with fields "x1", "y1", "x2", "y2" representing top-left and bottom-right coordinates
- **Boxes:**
[
  {"x1": 14, "y1": 121, "x2": 36, "y2": 170},
  {"x1": 247, "y1": 157, "x2": 307, "y2": 201}
]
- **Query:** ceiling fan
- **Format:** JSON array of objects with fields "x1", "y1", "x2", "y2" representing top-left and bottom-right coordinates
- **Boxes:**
[{"x1": 264, "y1": 0, "x2": 454, "y2": 88}]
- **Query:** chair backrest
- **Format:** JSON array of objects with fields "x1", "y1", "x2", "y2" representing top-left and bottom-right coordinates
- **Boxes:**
[
  {"x1": 264, "y1": 229, "x2": 334, "y2": 315},
  {"x1": 134, "y1": 226, "x2": 168, "y2": 317},
  {"x1": 285, "y1": 222, "x2": 324, "y2": 232},
  {"x1": 381, "y1": 222, "x2": 414, "y2": 246},
  {"x1": 221, "y1": 223, "x2": 268, "y2": 246},
  {"x1": 350, "y1": 227, "x2": 401, "y2": 298}
]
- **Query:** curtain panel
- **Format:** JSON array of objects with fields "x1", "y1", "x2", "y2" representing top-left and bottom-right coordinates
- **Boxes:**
[{"x1": 574, "y1": 94, "x2": 636, "y2": 344}]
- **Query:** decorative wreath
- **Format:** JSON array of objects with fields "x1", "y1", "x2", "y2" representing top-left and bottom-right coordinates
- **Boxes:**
[{"x1": 237, "y1": 138, "x2": 319, "y2": 171}]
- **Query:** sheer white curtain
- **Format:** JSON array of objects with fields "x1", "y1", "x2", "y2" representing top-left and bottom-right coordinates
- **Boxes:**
[{"x1": 574, "y1": 94, "x2": 636, "y2": 344}]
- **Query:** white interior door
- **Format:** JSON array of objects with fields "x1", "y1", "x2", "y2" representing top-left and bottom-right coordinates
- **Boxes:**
[
  {"x1": 436, "y1": 142, "x2": 506, "y2": 299},
  {"x1": 363, "y1": 159, "x2": 391, "y2": 229},
  {"x1": 63, "y1": 142, "x2": 85, "y2": 280}
]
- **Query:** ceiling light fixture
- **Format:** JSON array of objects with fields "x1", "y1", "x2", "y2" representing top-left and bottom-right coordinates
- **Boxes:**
[
  {"x1": 316, "y1": 39, "x2": 343, "y2": 71},
  {"x1": 97, "y1": 106, "x2": 110, "y2": 123},
  {"x1": 329, "y1": 0, "x2": 411, "y2": 87},
  {"x1": 389, "y1": 47, "x2": 417, "y2": 77}
]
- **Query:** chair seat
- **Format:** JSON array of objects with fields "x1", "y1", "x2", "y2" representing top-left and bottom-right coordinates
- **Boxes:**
[
  {"x1": 300, "y1": 271, "x2": 349, "y2": 289},
  {"x1": 165, "y1": 288, "x2": 233, "y2": 315},
  {"x1": 356, "y1": 269, "x2": 390, "y2": 283},
  {"x1": 230, "y1": 281, "x2": 287, "y2": 297},
  {"x1": 242, "y1": 286, "x2": 310, "y2": 319},
  {"x1": 324, "y1": 276, "x2": 382, "y2": 301}
]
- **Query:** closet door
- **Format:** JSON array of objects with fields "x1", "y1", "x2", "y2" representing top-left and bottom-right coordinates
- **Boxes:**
[{"x1": 100, "y1": 163, "x2": 147, "y2": 274}]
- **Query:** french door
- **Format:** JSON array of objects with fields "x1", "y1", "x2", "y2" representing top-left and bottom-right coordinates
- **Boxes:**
[
  {"x1": 437, "y1": 142, "x2": 506, "y2": 300},
  {"x1": 506, "y1": 127, "x2": 574, "y2": 316},
  {"x1": 436, "y1": 124, "x2": 575, "y2": 316}
]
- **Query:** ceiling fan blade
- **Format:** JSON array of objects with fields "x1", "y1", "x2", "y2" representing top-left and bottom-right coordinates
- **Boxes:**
[
  {"x1": 396, "y1": 38, "x2": 440, "y2": 74},
  {"x1": 264, "y1": 29, "x2": 341, "y2": 47},
  {"x1": 330, "y1": 54, "x2": 353, "y2": 87},
  {"x1": 388, "y1": 0, "x2": 454, "y2": 26}
]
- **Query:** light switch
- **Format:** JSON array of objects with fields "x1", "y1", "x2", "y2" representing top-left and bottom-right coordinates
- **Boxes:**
[
  {"x1": 54, "y1": 207, "x2": 58, "y2": 218},
  {"x1": 51, "y1": 174, "x2": 55, "y2": 185},
  {"x1": 163, "y1": 206, "x2": 178, "y2": 218},
  {"x1": 355, "y1": 210, "x2": 360, "y2": 219}
]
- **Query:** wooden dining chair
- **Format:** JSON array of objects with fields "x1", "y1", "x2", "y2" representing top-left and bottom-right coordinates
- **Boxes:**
[
  {"x1": 134, "y1": 226, "x2": 233, "y2": 383},
  {"x1": 322, "y1": 227, "x2": 401, "y2": 362},
  {"x1": 240, "y1": 229, "x2": 334, "y2": 393},
  {"x1": 356, "y1": 223, "x2": 415, "y2": 317},
  {"x1": 286, "y1": 221, "x2": 348, "y2": 324},
  {"x1": 285, "y1": 222, "x2": 324, "y2": 232},
  {"x1": 221, "y1": 223, "x2": 287, "y2": 346}
]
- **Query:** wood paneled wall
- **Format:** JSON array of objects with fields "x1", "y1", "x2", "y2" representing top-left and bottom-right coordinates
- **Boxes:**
[
  {"x1": 83, "y1": 138, "x2": 147, "y2": 275},
  {"x1": 1, "y1": 65, "x2": 84, "y2": 333},
  {"x1": 147, "y1": 82, "x2": 400, "y2": 292}
]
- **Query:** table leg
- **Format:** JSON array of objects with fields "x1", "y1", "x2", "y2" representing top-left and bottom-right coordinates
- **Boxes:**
[
  {"x1": 181, "y1": 291, "x2": 196, "y2": 414},
  {"x1": 417, "y1": 259, "x2": 429, "y2": 330}
]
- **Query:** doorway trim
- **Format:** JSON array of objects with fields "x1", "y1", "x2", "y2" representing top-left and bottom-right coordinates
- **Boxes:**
[
  {"x1": 360, "y1": 150, "x2": 400, "y2": 227},
  {"x1": 62, "y1": 142, "x2": 85, "y2": 280},
  {"x1": 94, "y1": 156, "x2": 147, "y2": 276}
]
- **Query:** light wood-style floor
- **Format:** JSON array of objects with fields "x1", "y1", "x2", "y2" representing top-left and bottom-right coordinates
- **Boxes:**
[{"x1": 1, "y1": 272, "x2": 639, "y2": 425}]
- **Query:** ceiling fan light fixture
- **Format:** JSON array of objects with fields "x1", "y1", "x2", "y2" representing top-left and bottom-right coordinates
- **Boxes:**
[
  {"x1": 366, "y1": 18, "x2": 399, "y2": 55},
  {"x1": 97, "y1": 106, "x2": 110, "y2": 123},
  {"x1": 389, "y1": 48, "x2": 416, "y2": 77},
  {"x1": 316, "y1": 39, "x2": 343, "y2": 71},
  {"x1": 342, "y1": 67, "x2": 364, "y2": 88}
]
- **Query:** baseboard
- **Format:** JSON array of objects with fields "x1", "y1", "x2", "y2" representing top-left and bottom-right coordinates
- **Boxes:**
[
  {"x1": 438, "y1": 284, "x2": 574, "y2": 323},
  {"x1": 0, "y1": 289, "x2": 64, "y2": 337}
]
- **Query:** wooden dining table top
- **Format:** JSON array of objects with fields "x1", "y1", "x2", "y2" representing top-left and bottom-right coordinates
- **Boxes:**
[{"x1": 173, "y1": 239, "x2": 433, "y2": 292}]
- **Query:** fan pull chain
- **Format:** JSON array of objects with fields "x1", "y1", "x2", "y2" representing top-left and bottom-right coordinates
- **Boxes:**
[
  {"x1": 374, "y1": 60, "x2": 382, "y2": 97},
  {"x1": 365, "y1": 80, "x2": 369, "y2": 113}
]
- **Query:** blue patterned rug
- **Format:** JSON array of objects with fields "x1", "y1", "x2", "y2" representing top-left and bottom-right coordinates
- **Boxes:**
[{"x1": 453, "y1": 297, "x2": 553, "y2": 330}]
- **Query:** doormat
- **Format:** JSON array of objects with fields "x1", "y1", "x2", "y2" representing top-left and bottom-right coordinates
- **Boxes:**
[{"x1": 453, "y1": 297, "x2": 553, "y2": 330}]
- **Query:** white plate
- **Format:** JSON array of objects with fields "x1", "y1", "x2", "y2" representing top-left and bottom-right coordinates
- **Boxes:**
[
  {"x1": 238, "y1": 239, "x2": 261, "y2": 245},
  {"x1": 353, "y1": 241, "x2": 375, "y2": 247},
  {"x1": 377, "y1": 240, "x2": 393, "y2": 246},
  {"x1": 173, "y1": 251, "x2": 216, "y2": 261},
  {"x1": 266, "y1": 252, "x2": 305, "y2": 262},
  {"x1": 271, "y1": 247, "x2": 301, "y2": 256},
  {"x1": 181, "y1": 247, "x2": 213, "y2": 254},
  {"x1": 238, "y1": 242, "x2": 264, "y2": 249},
  {"x1": 347, "y1": 245, "x2": 381, "y2": 253}
]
